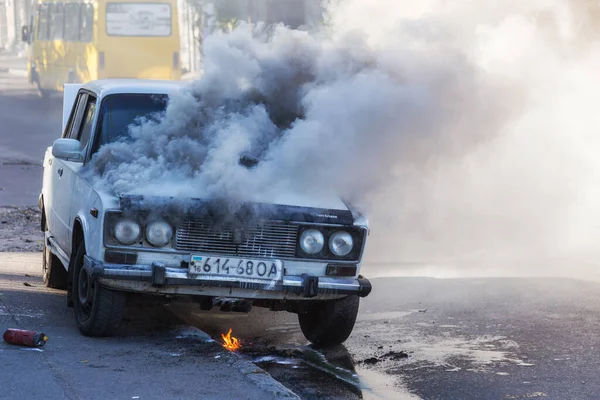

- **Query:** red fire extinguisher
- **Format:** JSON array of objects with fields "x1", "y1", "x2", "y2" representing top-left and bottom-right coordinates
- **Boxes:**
[{"x1": 3, "y1": 329, "x2": 48, "y2": 348}]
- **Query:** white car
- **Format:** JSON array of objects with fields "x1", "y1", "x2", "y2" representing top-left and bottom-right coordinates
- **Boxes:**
[{"x1": 39, "y1": 80, "x2": 372, "y2": 346}]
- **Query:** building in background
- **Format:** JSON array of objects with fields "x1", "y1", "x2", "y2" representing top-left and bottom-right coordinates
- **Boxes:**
[
  {"x1": 0, "y1": 0, "x2": 16, "y2": 51},
  {"x1": 0, "y1": 0, "x2": 31, "y2": 52}
]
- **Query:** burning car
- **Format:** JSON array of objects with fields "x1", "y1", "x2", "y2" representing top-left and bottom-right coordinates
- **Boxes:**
[{"x1": 39, "y1": 80, "x2": 372, "y2": 346}]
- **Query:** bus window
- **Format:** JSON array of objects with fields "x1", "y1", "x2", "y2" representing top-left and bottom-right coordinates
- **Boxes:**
[
  {"x1": 105, "y1": 3, "x2": 172, "y2": 37},
  {"x1": 81, "y1": 4, "x2": 94, "y2": 42},
  {"x1": 49, "y1": 3, "x2": 65, "y2": 40},
  {"x1": 64, "y1": 3, "x2": 81, "y2": 41},
  {"x1": 37, "y1": 3, "x2": 49, "y2": 40}
]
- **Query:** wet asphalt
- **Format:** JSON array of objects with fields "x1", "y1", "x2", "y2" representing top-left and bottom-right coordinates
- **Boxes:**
[{"x1": 171, "y1": 276, "x2": 600, "y2": 400}]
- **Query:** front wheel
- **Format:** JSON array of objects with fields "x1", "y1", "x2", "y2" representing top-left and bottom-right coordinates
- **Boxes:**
[
  {"x1": 72, "y1": 241, "x2": 126, "y2": 336},
  {"x1": 298, "y1": 295, "x2": 360, "y2": 346}
]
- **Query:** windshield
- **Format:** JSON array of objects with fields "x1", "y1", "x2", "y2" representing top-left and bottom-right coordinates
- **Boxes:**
[{"x1": 94, "y1": 93, "x2": 168, "y2": 152}]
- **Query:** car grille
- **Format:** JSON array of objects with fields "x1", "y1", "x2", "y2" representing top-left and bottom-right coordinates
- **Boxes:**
[{"x1": 175, "y1": 220, "x2": 299, "y2": 259}]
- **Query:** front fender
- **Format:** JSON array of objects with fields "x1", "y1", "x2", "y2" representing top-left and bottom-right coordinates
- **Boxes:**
[
  {"x1": 74, "y1": 207, "x2": 104, "y2": 261},
  {"x1": 70, "y1": 178, "x2": 108, "y2": 261}
]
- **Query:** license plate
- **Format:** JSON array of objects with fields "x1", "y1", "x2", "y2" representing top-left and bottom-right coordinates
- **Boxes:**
[{"x1": 189, "y1": 255, "x2": 283, "y2": 281}]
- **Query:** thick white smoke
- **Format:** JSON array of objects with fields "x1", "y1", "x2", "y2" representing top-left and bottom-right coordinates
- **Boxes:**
[
  {"x1": 90, "y1": 0, "x2": 600, "y2": 278},
  {"x1": 345, "y1": 0, "x2": 600, "y2": 277}
]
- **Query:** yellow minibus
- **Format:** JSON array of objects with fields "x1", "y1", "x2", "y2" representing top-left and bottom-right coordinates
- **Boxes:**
[{"x1": 22, "y1": 0, "x2": 181, "y2": 96}]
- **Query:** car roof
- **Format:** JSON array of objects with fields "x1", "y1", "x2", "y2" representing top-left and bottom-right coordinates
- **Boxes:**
[{"x1": 82, "y1": 79, "x2": 186, "y2": 98}]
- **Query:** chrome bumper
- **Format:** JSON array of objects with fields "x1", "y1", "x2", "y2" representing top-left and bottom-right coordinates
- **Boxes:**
[{"x1": 83, "y1": 256, "x2": 372, "y2": 299}]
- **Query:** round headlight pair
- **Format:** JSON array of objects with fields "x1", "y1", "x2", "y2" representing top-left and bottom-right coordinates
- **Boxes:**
[
  {"x1": 114, "y1": 219, "x2": 172, "y2": 247},
  {"x1": 299, "y1": 229, "x2": 354, "y2": 257}
]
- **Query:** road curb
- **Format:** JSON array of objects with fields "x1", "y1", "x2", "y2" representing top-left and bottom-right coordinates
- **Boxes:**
[
  {"x1": 232, "y1": 354, "x2": 301, "y2": 399},
  {"x1": 173, "y1": 325, "x2": 300, "y2": 399}
]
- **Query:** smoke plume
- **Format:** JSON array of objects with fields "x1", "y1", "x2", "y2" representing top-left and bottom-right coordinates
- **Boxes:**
[{"x1": 90, "y1": 0, "x2": 600, "y2": 278}]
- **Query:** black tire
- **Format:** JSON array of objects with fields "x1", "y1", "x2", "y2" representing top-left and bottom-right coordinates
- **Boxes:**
[
  {"x1": 298, "y1": 295, "x2": 360, "y2": 346},
  {"x1": 72, "y1": 241, "x2": 126, "y2": 336},
  {"x1": 42, "y1": 221, "x2": 68, "y2": 289}
]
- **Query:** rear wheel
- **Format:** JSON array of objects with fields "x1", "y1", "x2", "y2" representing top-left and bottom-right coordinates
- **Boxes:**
[
  {"x1": 42, "y1": 222, "x2": 67, "y2": 289},
  {"x1": 298, "y1": 295, "x2": 360, "y2": 346},
  {"x1": 72, "y1": 241, "x2": 126, "y2": 336}
]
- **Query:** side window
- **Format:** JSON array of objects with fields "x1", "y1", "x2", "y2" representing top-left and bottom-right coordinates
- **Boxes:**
[
  {"x1": 63, "y1": 92, "x2": 87, "y2": 139},
  {"x1": 37, "y1": 4, "x2": 49, "y2": 40},
  {"x1": 49, "y1": 3, "x2": 65, "y2": 40},
  {"x1": 80, "y1": 4, "x2": 94, "y2": 43},
  {"x1": 64, "y1": 3, "x2": 80, "y2": 41},
  {"x1": 77, "y1": 97, "x2": 97, "y2": 150}
]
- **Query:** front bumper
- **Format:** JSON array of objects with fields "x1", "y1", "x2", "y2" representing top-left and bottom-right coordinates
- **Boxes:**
[{"x1": 83, "y1": 256, "x2": 372, "y2": 300}]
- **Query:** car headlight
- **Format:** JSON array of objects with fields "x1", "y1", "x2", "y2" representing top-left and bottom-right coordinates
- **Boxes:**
[
  {"x1": 114, "y1": 219, "x2": 141, "y2": 245},
  {"x1": 329, "y1": 231, "x2": 354, "y2": 256},
  {"x1": 145, "y1": 220, "x2": 173, "y2": 247},
  {"x1": 299, "y1": 229, "x2": 325, "y2": 255}
]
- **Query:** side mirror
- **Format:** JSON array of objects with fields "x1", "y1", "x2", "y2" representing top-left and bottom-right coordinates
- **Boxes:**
[
  {"x1": 52, "y1": 138, "x2": 83, "y2": 162},
  {"x1": 21, "y1": 26, "x2": 29, "y2": 43}
]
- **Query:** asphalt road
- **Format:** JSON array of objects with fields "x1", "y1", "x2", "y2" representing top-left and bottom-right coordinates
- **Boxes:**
[
  {"x1": 1, "y1": 57, "x2": 600, "y2": 400},
  {"x1": 4, "y1": 250, "x2": 600, "y2": 400},
  {"x1": 0, "y1": 253, "x2": 296, "y2": 400},
  {"x1": 0, "y1": 68, "x2": 62, "y2": 207},
  {"x1": 171, "y1": 275, "x2": 600, "y2": 400}
]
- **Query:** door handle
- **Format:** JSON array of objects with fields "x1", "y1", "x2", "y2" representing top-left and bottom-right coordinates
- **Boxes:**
[{"x1": 57, "y1": 168, "x2": 63, "y2": 177}]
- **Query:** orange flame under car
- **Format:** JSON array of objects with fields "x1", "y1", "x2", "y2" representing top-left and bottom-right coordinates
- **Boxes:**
[{"x1": 221, "y1": 328, "x2": 241, "y2": 351}]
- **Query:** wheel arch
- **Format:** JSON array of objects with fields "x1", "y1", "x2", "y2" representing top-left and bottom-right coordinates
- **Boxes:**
[
  {"x1": 39, "y1": 193, "x2": 46, "y2": 231},
  {"x1": 40, "y1": 207, "x2": 46, "y2": 232},
  {"x1": 67, "y1": 216, "x2": 86, "y2": 307},
  {"x1": 72, "y1": 216, "x2": 88, "y2": 256}
]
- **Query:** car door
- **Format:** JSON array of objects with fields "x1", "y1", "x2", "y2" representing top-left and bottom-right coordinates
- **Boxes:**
[
  {"x1": 51, "y1": 92, "x2": 97, "y2": 254},
  {"x1": 46, "y1": 91, "x2": 84, "y2": 247}
]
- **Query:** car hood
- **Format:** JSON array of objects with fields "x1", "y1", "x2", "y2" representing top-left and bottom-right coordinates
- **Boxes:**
[{"x1": 115, "y1": 192, "x2": 358, "y2": 225}]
